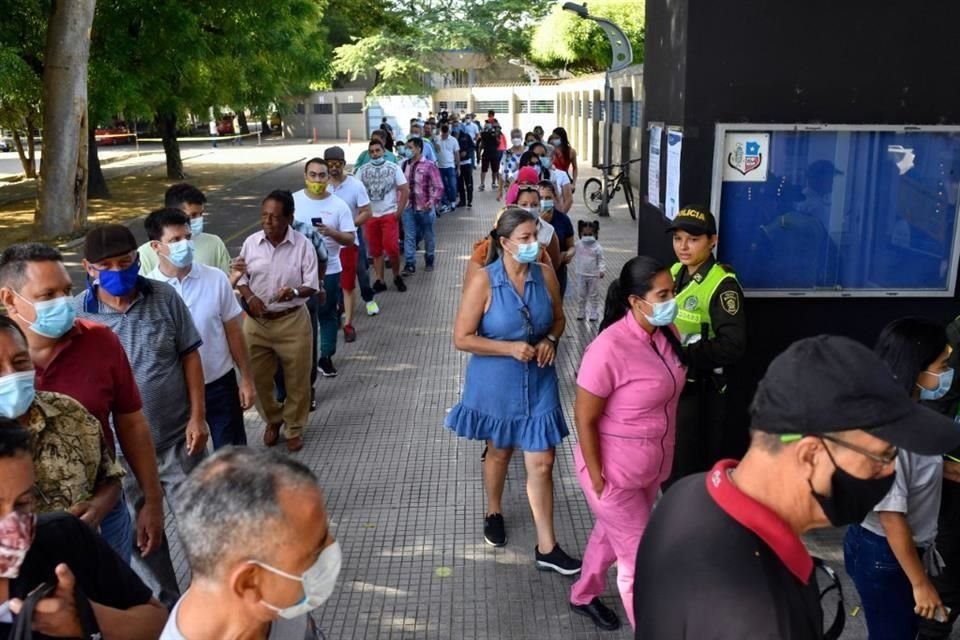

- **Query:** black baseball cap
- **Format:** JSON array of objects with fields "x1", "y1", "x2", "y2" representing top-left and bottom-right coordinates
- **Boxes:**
[
  {"x1": 666, "y1": 205, "x2": 717, "y2": 236},
  {"x1": 84, "y1": 224, "x2": 138, "y2": 263},
  {"x1": 323, "y1": 146, "x2": 345, "y2": 162},
  {"x1": 750, "y1": 335, "x2": 960, "y2": 455}
]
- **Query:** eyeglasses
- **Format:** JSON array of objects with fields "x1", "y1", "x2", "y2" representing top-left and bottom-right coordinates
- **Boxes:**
[{"x1": 780, "y1": 433, "x2": 898, "y2": 465}]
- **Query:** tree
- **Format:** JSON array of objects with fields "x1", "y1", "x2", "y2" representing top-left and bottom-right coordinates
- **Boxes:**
[
  {"x1": 529, "y1": 0, "x2": 645, "y2": 73},
  {"x1": 0, "y1": 2, "x2": 47, "y2": 179},
  {"x1": 36, "y1": 0, "x2": 97, "y2": 237}
]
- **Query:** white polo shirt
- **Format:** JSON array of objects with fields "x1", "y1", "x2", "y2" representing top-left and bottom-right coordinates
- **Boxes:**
[
  {"x1": 292, "y1": 190, "x2": 356, "y2": 275},
  {"x1": 145, "y1": 263, "x2": 242, "y2": 384}
]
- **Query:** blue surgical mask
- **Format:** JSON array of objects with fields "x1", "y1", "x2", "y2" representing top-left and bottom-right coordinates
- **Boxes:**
[
  {"x1": 371, "y1": 157, "x2": 386, "y2": 166},
  {"x1": 581, "y1": 235, "x2": 596, "y2": 244},
  {"x1": 540, "y1": 156, "x2": 551, "y2": 170},
  {"x1": 13, "y1": 292, "x2": 76, "y2": 339},
  {"x1": 541, "y1": 199, "x2": 554, "y2": 211},
  {"x1": 919, "y1": 368, "x2": 955, "y2": 401},
  {"x1": 639, "y1": 297, "x2": 678, "y2": 327},
  {"x1": 162, "y1": 239, "x2": 195, "y2": 269},
  {"x1": 190, "y1": 217, "x2": 204, "y2": 236},
  {"x1": 0, "y1": 371, "x2": 36, "y2": 419},
  {"x1": 95, "y1": 260, "x2": 140, "y2": 297},
  {"x1": 510, "y1": 240, "x2": 540, "y2": 264}
]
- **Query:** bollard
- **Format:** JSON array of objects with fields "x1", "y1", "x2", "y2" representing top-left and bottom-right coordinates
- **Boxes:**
[
  {"x1": 347, "y1": 129, "x2": 352, "y2": 145},
  {"x1": 257, "y1": 130, "x2": 261, "y2": 145},
  {"x1": 313, "y1": 127, "x2": 318, "y2": 144}
]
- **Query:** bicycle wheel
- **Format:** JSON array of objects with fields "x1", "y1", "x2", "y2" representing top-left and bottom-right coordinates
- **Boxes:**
[
  {"x1": 623, "y1": 177, "x2": 636, "y2": 220},
  {"x1": 583, "y1": 177, "x2": 603, "y2": 214}
]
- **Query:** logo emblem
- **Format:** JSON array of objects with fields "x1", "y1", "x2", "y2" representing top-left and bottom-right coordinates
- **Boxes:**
[
  {"x1": 720, "y1": 290, "x2": 741, "y2": 316},
  {"x1": 727, "y1": 140, "x2": 763, "y2": 176},
  {"x1": 684, "y1": 296, "x2": 698, "y2": 311}
]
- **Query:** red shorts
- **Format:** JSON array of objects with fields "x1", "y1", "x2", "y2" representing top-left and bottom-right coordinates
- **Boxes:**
[
  {"x1": 366, "y1": 214, "x2": 400, "y2": 260},
  {"x1": 340, "y1": 244, "x2": 358, "y2": 291}
]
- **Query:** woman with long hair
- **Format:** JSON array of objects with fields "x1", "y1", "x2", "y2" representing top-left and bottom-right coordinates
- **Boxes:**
[
  {"x1": 446, "y1": 207, "x2": 581, "y2": 576},
  {"x1": 550, "y1": 126, "x2": 578, "y2": 188},
  {"x1": 568, "y1": 256, "x2": 686, "y2": 631},
  {"x1": 845, "y1": 318, "x2": 952, "y2": 639}
]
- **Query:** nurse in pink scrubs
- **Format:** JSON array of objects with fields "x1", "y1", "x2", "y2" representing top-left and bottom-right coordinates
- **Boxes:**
[{"x1": 568, "y1": 256, "x2": 687, "y2": 631}]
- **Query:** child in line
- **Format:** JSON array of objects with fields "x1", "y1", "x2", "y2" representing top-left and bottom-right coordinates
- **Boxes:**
[{"x1": 575, "y1": 220, "x2": 606, "y2": 321}]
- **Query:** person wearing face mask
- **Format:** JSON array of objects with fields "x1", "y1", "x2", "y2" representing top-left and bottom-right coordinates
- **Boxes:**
[
  {"x1": 143, "y1": 208, "x2": 256, "y2": 450},
  {"x1": 665, "y1": 205, "x2": 747, "y2": 487},
  {"x1": 353, "y1": 131, "x2": 397, "y2": 170},
  {"x1": 454, "y1": 119, "x2": 476, "y2": 208},
  {"x1": 0, "y1": 243, "x2": 164, "y2": 566},
  {"x1": 549, "y1": 127, "x2": 578, "y2": 190},
  {"x1": 0, "y1": 425, "x2": 168, "y2": 639},
  {"x1": 843, "y1": 318, "x2": 954, "y2": 639},
  {"x1": 160, "y1": 447, "x2": 340, "y2": 640},
  {"x1": 573, "y1": 221, "x2": 606, "y2": 322},
  {"x1": 74, "y1": 224, "x2": 208, "y2": 609},
  {"x1": 538, "y1": 181, "x2": 575, "y2": 296},
  {"x1": 0, "y1": 316, "x2": 124, "y2": 530},
  {"x1": 505, "y1": 166, "x2": 542, "y2": 206},
  {"x1": 465, "y1": 207, "x2": 554, "y2": 287},
  {"x1": 633, "y1": 335, "x2": 960, "y2": 640},
  {"x1": 137, "y1": 184, "x2": 232, "y2": 276},
  {"x1": 516, "y1": 186, "x2": 561, "y2": 271},
  {"x1": 406, "y1": 124, "x2": 436, "y2": 163},
  {"x1": 497, "y1": 129, "x2": 528, "y2": 202},
  {"x1": 530, "y1": 142, "x2": 573, "y2": 215},
  {"x1": 569, "y1": 256, "x2": 686, "y2": 631},
  {"x1": 446, "y1": 207, "x2": 581, "y2": 576}
]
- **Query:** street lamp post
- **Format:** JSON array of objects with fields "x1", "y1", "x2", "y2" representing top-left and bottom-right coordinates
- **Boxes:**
[{"x1": 562, "y1": 2, "x2": 633, "y2": 216}]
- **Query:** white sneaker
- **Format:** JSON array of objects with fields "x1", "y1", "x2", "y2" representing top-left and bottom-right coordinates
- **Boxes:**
[{"x1": 366, "y1": 300, "x2": 380, "y2": 316}]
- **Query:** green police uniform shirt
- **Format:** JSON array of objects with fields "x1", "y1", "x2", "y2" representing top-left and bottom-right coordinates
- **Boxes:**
[{"x1": 672, "y1": 256, "x2": 747, "y2": 372}]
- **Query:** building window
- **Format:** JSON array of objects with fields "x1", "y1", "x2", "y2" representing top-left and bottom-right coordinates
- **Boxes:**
[
  {"x1": 313, "y1": 103, "x2": 332, "y2": 115},
  {"x1": 296, "y1": 103, "x2": 305, "y2": 115},
  {"x1": 531, "y1": 100, "x2": 555, "y2": 114},
  {"x1": 631, "y1": 101, "x2": 643, "y2": 127},
  {"x1": 339, "y1": 103, "x2": 362, "y2": 114},
  {"x1": 476, "y1": 100, "x2": 509, "y2": 115}
]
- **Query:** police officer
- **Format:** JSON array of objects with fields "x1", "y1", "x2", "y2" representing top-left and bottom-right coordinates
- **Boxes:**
[{"x1": 666, "y1": 205, "x2": 746, "y2": 484}]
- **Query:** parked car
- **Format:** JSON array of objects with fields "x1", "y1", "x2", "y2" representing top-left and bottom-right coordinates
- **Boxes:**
[
  {"x1": 0, "y1": 138, "x2": 10, "y2": 152},
  {"x1": 216, "y1": 116, "x2": 235, "y2": 135},
  {"x1": 95, "y1": 126, "x2": 134, "y2": 146}
]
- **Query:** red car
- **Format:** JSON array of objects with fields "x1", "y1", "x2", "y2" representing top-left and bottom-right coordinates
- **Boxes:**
[{"x1": 95, "y1": 126, "x2": 133, "y2": 146}]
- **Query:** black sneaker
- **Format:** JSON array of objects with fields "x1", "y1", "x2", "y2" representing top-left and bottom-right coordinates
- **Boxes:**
[
  {"x1": 317, "y1": 357, "x2": 338, "y2": 377},
  {"x1": 483, "y1": 513, "x2": 506, "y2": 547},
  {"x1": 570, "y1": 598, "x2": 621, "y2": 631},
  {"x1": 373, "y1": 280, "x2": 387, "y2": 293},
  {"x1": 425, "y1": 264, "x2": 434, "y2": 272},
  {"x1": 402, "y1": 265, "x2": 415, "y2": 276},
  {"x1": 535, "y1": 543, "x2": 581, "y2": 575},
  {"x1": 394, "y1": 277, "x2": 407, "y2": 292}
]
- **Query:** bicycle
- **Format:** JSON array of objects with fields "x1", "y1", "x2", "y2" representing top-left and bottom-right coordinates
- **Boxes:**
[{"x1": 582, "y1": 157, "x2": 642, "y2": 220}]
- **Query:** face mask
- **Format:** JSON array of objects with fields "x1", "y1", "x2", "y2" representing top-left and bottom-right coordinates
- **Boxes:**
[
  {"x1": 511, "y1": 137, "x2": 523, "y2": 147},
  {"x1": 919, "y1": 368, "x2": 954, "y2": 401},
  {"x1": 162, "y1": 239, "x2": 195, "y2": 269},
  {"x1": 255, "y1": 541, "x2": 342, "y2": 619},
  {"x1": 639, "y1": 297, "x2": 678, "y2": 327},
  {"x1": 0, "y1": 371, "x2": 36, "y2": 419},
  {"x1": 541, "y1": 199, "x2": 554, "y2": 212},
  {"x1": 13, "y1": 292, "x2": 76, "y2": 339},
  {"x1": 370, "y1": 157, "x2": 386, "y2": 167},
  {"x1": 581, "y1": 235, "x2": 596, "y2": 244},
  {"x1": 0, "y1": 511, "x2": 36, "y2": 579},
  {"x1": 539, "y1": 156, "x2": 551, "y2": 170},
  {"x1": 549, "y1": 137, "x2": 561, "y2": 146},
  {"x1": 95, "y1": 260, "x2": 140, "y2": 297},
  {"x1": 810, "y1": 445, "x2": 896, "y2": 526},
  {"x1": 190, "y1": 217, "x2": 204, "y2": 236},
  {"x1": 306, "y1": 180, "x2": 327, "y2": 196},
  {"x1": 509, "y1": 240, "x2": 540, "y2": 264}
]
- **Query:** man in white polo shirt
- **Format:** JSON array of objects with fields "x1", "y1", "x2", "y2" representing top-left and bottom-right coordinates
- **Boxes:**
[
  {"x1": 293, "y1": 158, "x2": 356, "y2": 378},
  {"x1": 143, "y1": 208, "x2": 255, "y2": 449}
]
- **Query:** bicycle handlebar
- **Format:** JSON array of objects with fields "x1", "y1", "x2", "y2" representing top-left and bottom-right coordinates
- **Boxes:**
[{"x1": 597, "y1": 157, "x2": 643, "y2": 171}]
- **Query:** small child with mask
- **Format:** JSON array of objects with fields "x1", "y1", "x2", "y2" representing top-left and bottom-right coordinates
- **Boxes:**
[{"x1": 574, "y1": 220, "x2": 606, "y2": 321}]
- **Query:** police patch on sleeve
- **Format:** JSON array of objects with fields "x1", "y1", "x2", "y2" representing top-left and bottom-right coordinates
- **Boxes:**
[{"x1": 720, "y1": 290, "x2": 741, "y2": 316}]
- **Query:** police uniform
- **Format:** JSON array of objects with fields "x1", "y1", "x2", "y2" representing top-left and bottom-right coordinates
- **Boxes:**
[{"x1": 666, "y1": 207, "x2": 747, "y2": 484}]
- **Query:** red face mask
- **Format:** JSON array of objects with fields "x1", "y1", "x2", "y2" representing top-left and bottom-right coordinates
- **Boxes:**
[{"x1": 0, "y1": 511, "x2": 36, "y2": 578}]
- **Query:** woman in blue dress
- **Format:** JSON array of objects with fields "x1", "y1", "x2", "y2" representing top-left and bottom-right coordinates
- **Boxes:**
[{"x1": 446, "y1": 207, "x2": 581, "y2": 576}]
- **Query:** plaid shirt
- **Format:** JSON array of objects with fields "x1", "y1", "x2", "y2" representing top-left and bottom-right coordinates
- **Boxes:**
[{"x1": 403, "y1": 158, "x2": 444, "y2": 211}]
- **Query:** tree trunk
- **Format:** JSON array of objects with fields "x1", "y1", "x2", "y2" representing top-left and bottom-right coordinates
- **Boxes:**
[
  {"x1": 156, "y1": 111, "x2": 184, "y2": 179},
  {"x1": 87, "y1": 122, "x2": 110, "y2": 199},
  {"x1": 26, "y1": 119, "x2": 37, "y2": 178},
  {"x1": 237, "y1": 110, "x2": 250, "y2": 135},
  {"x1": 12, "y1": 131, "x2": 36, "y2": 179},
  {"x1": 260, "y1": 116, "x2": 271, "y2": 134},
  {"x1": 36, "y1": 0, "x2": 96, "y2": 237}
]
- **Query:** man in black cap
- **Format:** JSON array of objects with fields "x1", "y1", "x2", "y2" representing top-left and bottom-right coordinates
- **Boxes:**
[
  {"x1": 665, "y1": 205, "x2": 747, "y2": 484},
  {"x1": 634, "y1": 335, "x2": 960, "y2": 640},
  {"x1": 73, "y1": 223, "x2": 208, "y2": 609}
]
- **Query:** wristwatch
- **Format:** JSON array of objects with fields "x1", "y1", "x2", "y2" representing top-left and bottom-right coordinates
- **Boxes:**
[
  {"x1": 546, "y1": 334, "x2": 560, "y2": 347},
  {"x1": 292, "y1": 288, "x2": 300, "y2": 299}
]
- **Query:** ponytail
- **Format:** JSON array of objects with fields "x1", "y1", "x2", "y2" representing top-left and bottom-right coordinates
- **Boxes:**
[
  {"x1": 599, "y1": 279, "x2": 626, "y2": 332},
  {"x1": 485, "y1": 229, "x2": 504, "y2": 266},
  {"x1": 486, "y1": 207, "x2": 537, "y2": 266}
]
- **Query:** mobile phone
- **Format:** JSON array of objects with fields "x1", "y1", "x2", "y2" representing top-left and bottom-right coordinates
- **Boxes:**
[{"x1": 311, "y1": 217, "x2": 324, "y2": 226}]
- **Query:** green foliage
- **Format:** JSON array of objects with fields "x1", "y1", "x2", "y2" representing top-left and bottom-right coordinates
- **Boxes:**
[
  {"x1": 529, "y1": 0, "x2": 645, "y2": 73},
  {"x1": 0, "y1": 2, "x2": 47, "y2": 132},
  {"x1": 333, "y1": 33, "x2": 433, "y2": 96}
]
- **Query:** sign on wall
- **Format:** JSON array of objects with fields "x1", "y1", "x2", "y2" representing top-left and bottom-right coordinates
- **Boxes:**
[
  {"x1": 723, "y1": 133, "x2": 770, "y2": 182},
  {"x1": 665, "y1": 129, "x2": 683, "y2": 220},
  {"x1": 648, "y1": 123, "x2": 663, "y2": 208}
]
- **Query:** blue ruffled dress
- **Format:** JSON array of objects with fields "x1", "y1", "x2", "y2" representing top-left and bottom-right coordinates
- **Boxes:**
[{"x1": 445, "y1": 257, "x2": 568, "y2": 451}]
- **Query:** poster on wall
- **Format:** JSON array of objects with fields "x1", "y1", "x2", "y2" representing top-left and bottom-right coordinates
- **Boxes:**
[
  {"x1": 648, "y1": 123, "x2": 663, "y2": 208},
  {"x1": 665, "y1": 129, "x2": 683, "y2": 220},
  {"x1": 722, "y1": 132, "x2": 770, "y2": 182}
]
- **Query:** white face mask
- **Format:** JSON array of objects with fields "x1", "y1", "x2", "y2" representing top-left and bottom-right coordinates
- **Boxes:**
[{"x1": 252, "y1": 541, "x2": 342, "y2": 619}]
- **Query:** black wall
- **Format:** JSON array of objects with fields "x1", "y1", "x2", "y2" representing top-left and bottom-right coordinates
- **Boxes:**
[{"x1": 640, "y1": 0, "x2": 960, "y2": 455}]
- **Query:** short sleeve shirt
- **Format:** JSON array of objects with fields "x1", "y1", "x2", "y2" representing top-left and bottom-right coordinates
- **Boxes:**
[
  {"x1": 145, "y1": 263, "x2": 243, "y2": 383},
  {"x1": 33, "y1": 319, "x2": 142, "y2": 453},
  {"x1": 861, "y1": 450, "x2": 944, "y2": 546},
  {"x1": 138, "y1": 232, "x2": 232, "y2": 275},
  {"x1": 436, "y1": 136, "x2": 460, "y2": 168},
  {"x1": 292, "y1": 191, "x2": 356, "y2": 274},
  {"x1": 328, "y1": 176, "x2": 372, "y2": 246},
  {"x1": 355, "y1": 161, "x2": 408, "y2": 217},
  {"x1": 72, "y1": 279, "x2": 203, "y2": 451}
]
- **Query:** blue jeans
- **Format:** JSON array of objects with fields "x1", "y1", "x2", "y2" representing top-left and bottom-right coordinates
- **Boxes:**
[
  {"x1": 205, "y1": 370, "x2": 246, "y2": 449},
  {"x1": 356, "y1": 227, "x2": 375, "y2": 303},
  {"x1": 845, "y1": 524, "x2": 920, "y2": 639},
  {"x1": 317, "y1": 273, "x2": 341, "y2": 359},
  {"x1": 99, "y1": 492, "x2": 133, "y2": 563},
  {"x1": 402, "y1": 207, "x2": 436, "y2": 270},
  {"x1": 439, "y1": 167, "x2": 458, "y2": 207}
]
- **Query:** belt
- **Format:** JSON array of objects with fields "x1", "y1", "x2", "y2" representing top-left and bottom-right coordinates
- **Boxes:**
[{"x1": 259, "y1": 306, "x2": 302, "y2": 321}]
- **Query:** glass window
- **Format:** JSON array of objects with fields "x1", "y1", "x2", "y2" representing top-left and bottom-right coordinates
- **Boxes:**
[{"x1": 714, "y1": 126, "x2": 960, "y2": 296}]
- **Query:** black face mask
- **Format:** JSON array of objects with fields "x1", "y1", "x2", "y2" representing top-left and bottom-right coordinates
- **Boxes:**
[{"x1": 809, "y1": 445, "x2": 896, "y2": 527}]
